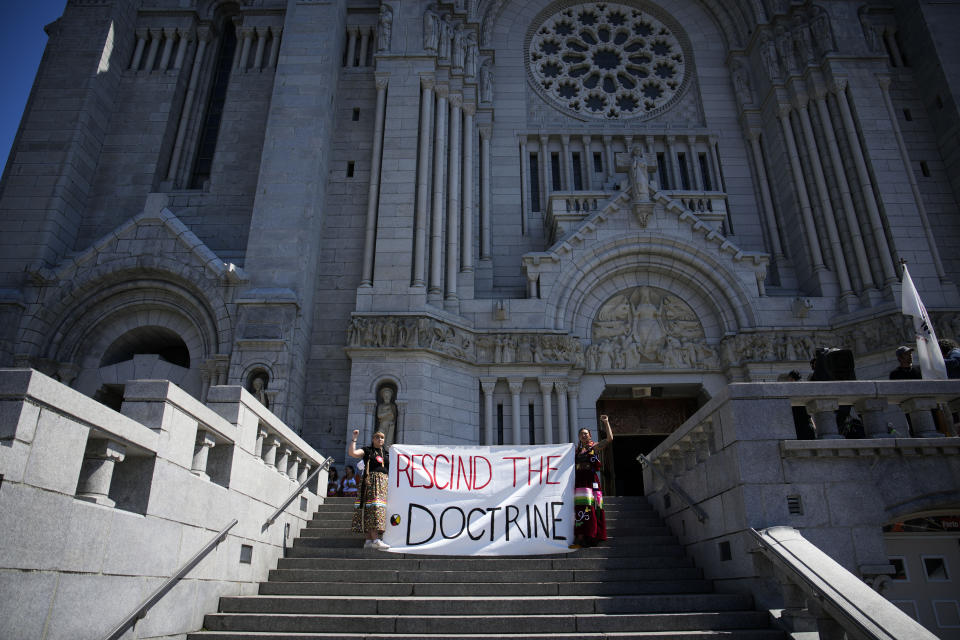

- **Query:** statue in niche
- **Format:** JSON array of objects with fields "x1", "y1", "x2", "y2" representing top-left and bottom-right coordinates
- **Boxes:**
[
  {"x1": 375, "y1": 386, "x2": 398, "y2": 445},
  {"x1": 479, "y1": 59, "x2": 494, "y2": 103},
  {"x1": 452, "y1": 24, "x2": 466, "y2": 69},
  {"x1": 759, "y1": 36, "x2": 780, "y2": 79},
  {"x1": 438, "y1": 14, "x2": 453, "y2": 60},
  {"x1": 423, "y1": 5, "x2": 440, "y2": 52},
  {"x1": 250, "y1": 374, "x2": 269, "y2": 408},
  {"x1": 377, "y1": 5, "x2": 393, "y2": 53},
  {"x1": 464, "y1": 31, "x2": 478, "y2": 76},
  {"x1": 730, "y1": 58, "x2": 753, "y2": 106}
]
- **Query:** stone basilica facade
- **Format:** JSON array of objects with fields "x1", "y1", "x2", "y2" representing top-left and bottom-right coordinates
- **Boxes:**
[{"x1": 2, "y1": 0, "x2": 960, "y2": 461}]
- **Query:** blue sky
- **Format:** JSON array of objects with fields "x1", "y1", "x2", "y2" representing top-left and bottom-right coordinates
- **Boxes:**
[{"x1": 1, "y1": 1, "x2": 67, "y2": 177}]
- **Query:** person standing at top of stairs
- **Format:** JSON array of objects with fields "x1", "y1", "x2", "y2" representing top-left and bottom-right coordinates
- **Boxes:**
[
  {"x1": 348, "y1": 429, "x2": 391, "y2": 550},
  {"x1": 572, "y1": 414, "x2": 614, "y2": 548}
]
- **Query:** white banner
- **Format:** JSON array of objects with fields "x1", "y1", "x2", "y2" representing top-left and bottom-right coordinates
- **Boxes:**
[
  {"x1": 902, "y1": 263, "x2": 948, "y2": 380},
  {"x1": 383, "y1": 444, "x2": 575, "y2": 555}
]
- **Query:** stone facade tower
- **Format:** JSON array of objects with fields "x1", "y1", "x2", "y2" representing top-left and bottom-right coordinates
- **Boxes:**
[{"x1": 1, "y1": 0, "x2": 959, "y2": 460}]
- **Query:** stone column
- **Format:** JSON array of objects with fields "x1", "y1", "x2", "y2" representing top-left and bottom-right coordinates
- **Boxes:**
[
  {"x1": 413, "y1": 75, "x2": 434, "y2": 287},
  {"x1": 539, "y1": 379, "x2": 554, "y2": 445},
  {"x1": 748, "y1": 131, "x2": 785, "y2": 262},
  {"x1": 806, "y1": 398, "x2": 841, "y2": 439},
  {"x1": 602, "y1": 135, "x2": 615, "y2": 185},
  {"x1": 688, "y1": 136, "x2": 703, "y2": 190},
  {"x1": 667, "y1": 136, "x2": 682, "y2": 189},
  {"x1": 795, "y1": 98, "x2": 854, "y2": 300},
  {"x1": 429, "y1": 85, "x2": 449, "y2": 299},
  {"x1": 705, "y1": 136, "x2": 720, "y2": 191},
  {"x1": 901, "y1": 398, "x2": 940, "y2": 438},
  {"x1": 461, "y1": 103, "x2": 475, "y2": 273},
  {"x1": 833, "y1": 79, "x2": 897, "y2": 285},
  {"x1": 144, "y1": 28, "x2": 162, "y2": 72},
  {"x1": 539, "y1": 135, "x2": 551, "y2": 206},
  {"x1": 288, "y1": 454, "x2": 302, "y2": 481},
  {"x1": 358, "y1": 26, "x2": 371, "y2": 67},
  {"x1": 878, "y1": 76, "x2": 947, "y2": 280},
  {"x1": 130, "y1": 29, "x2": 148, "y2": 70},
  {"x1": 582, "y1": 136, "x2": 593, "y2": 190},
  {"x1": 237, "y1": 27, "x2": 254, "y2": 71},
  {"x1": 445, "y1": 94, "x2": 463, "y2": 303},
  {"x1": 345, "y1": 26, "x2": 358, "y2": 67},
  {"x1": 158, "y1": 28, "x2": 175, "y2": 72},
  {"x1": 192, "y1": 431, "x2": 217, "y2": 479},
  {"x1": 263, "y1": 436, "x2": 280, "y2": 467},
  {"x1": 481, "y1": 377, "x2": 497, "y2": 446},
  {"x1": 277, "y1": 446, "x2": 291, "y2": 474},
  {"x1": 267, "y1": 27, "x2": 282, "y2": 69},
  {"x1": 172, "y1": 28, "x2": 190, "y2": 71},
  {"x1": 567, "y1": 383, "x2": 580, "y2": 442},
  {"x1": 883, "y1": 29, "x2": 904, "y2": 67},
  {"x1": 555, "y1": 380, "x2": 569, "y2": 444},
  {"x1": 255, "y1": 425, "x2": 268, "y2": 461},
  {"x1": 812, "y1": 91, "x2": 874, "y2": 290},
  {"x1": 480, "y1": 126, "x2": 492, "y2": 257},
  {"x1": 360, "y1": 74, "x2": 389, "y2": 287},
  {"x1": 526, "y1": 269, "x2": 538, "y2": 299},
  {"x1": 508, "y1": 378, "x2": 524, "y2": 446},
  {"x1": 76, "y1": 440, "x2": 126, "y2": 507},
  {"x1": 779, "y1": 106, "x2": 826, "y2": 272},
  {"x1": 560, "y1": 135, "x2": 572, "y2": 190},
  {"x1": 253, "y1": 27, "x2": 268, "y2": 71},
  {"x1": 855, "y1": 398, "x2": 895, "y2": 438},
  {"x1": 518, "y1": 135, "x2": 529, "y2": 235},
  {"x1": 299, "y1": 461, "x2": 312, "y2": 484}
]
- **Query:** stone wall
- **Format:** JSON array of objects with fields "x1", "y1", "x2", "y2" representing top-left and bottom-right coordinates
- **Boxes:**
[{"x1": 0, "y1": 369, "x2": 328, "y2": 640}]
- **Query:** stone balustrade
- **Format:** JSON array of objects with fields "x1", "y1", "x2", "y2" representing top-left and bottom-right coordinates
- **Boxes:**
[
  {"x1": 0, "y1": 368, "x2": 327, "y2": 640},
  {"x1": 640, "y1": 380, "x2": 960, "y2": 615},
  {"x1": 660, "y1": 189, "x2": 729, "y2": 223},
  {"x1": 544, "y1": 190, "x2": 608, "y2": 243}
]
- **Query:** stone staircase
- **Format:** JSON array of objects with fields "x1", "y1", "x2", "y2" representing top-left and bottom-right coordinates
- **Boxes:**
[{"x1": 189, "y1": 495, "x2": 784, "y2": 639}]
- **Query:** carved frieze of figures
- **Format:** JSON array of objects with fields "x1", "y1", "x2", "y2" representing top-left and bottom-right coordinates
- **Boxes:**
[
  {"x1": 464, "y1": 31, "x2": 478, "y2": 76},
  {"x1": 587, "y1": 287, "x2": 719, "y2": 371},
  {"x1": 438, "y1": 14, "x2": 453, "y2": 59},
  {"x1": 452, "y1": 24, "x2": 466, "y2": 69},
  {"x1": 347, "y1": 315, "x2": 474, "y2": 360}
]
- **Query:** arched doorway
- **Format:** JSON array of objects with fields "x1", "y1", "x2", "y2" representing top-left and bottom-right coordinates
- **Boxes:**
[{"x1": 597, "y1": 384, "x2": 706, "y2": 496}]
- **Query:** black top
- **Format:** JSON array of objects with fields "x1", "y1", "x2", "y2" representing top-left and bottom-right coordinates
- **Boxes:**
[
  {"x1": 361, "y1": 445, "x2": 389, "y2": 475},
  {"x1": 889, "y1": 365, "x2": 922, "y2": 380}
]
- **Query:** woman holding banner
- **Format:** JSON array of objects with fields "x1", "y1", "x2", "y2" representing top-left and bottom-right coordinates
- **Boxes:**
[
  {"x1": 572, "y1": 414, "x2": 614, "y2": 548},
  {"x1": 349, "y1": 429, "x2": 391, "y2": 550}
]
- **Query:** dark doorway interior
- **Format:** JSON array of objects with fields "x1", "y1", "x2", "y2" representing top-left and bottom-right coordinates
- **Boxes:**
[{"x1": 597, "y1": 390, "x2": 702, "y2": 496}]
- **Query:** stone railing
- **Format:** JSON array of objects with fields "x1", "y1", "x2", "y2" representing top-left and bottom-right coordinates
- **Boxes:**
[
  {"x1": 545, "y1": 190, "x2": 609, "y2": 243},
  {"x1": 641, "y1": 381, "x2": 960, "y2": 630},
  {"x1": 0, "y1": 369, "x2": 328, "y2": 640},
  {"x1": 660, "y1": 189, "x2": 728, "y2": 223}
]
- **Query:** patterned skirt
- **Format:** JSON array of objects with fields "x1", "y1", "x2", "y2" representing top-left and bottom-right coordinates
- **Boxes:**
[
  {"x1": 351, "y1": 471, "x2": 388, "y2": 533},
  {"x1": 574, "y1": 471, "x2": 607, "y2": 545}
]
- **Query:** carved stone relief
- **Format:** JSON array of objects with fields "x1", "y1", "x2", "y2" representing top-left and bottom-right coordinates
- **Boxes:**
[{"x1": 587, "y1": 287, "x2": 718, "y2": 370}]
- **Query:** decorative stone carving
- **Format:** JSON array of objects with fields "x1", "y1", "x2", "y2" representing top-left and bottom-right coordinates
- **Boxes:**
[
  {"x1": 250, "y1": 374, "x2": 269, "y2": 408},
  {"x1": 464, "y1": 31, "x2": 478, "y2": 76},
  {"x1": 479, "y1": 59, "x2": 494, "y2": 103},
  {"x1": 424, "y1": 5, "x2": 440, "y2": 52},
  {"x1": 376, "y1": 386, "x2": 398, "y2": 445},
  {"x1": 730, "y1": 57, "x2": 754, "y2": 106},
  {"x1": 377, "y1": 5, "x2": 393, "y2": 53},
  {"x1": 588, "y1": 287, "x2": 718, "y2": 370},
  {"x1": 452, "y1": 24, "x2": 466, "y2": 69},
  {"x1": 526, "y1": 2, "x2": 690, "y2": 120},
  {"x1": 438, "y1": 14, "x2": 453, "y2": 60}
]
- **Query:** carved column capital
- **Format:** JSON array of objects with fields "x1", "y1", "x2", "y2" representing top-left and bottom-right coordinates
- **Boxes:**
[
  {"x1": 449, "y1": 93, "x2": 463, "y2": 108},
  {"x1": 831, "y1": 77, "x2": 848, "y2": 95},
  {"x1": 375, "y1": 73, "x2": 390, "y2": 90},
  {"x1": 876, "y1": 74, "x2": 892, "y2": 92},
  {"x1": 538, "y1": 379, "x2": 554, "y2": 395},
  {"x1": 554, "y1": 380, "x2": 568, "y2": 395},
  {"x1": 347, "y1": 24, "x2": 360, "y2": 36},
  {"x1": 462, "y1": 101, "x2": 476, "y2": 116},
  {"x1": 777, "y1": 104, "x2": 793, "y2": 120},
  {"x1": 480, "y1": 125, "x2": 492, "y2": 140},
  {"x1": 435, "y1": 83, "x2": 450, "y2": 99},
  {"x1": 480, "y1": 377, "x2": 498, "y2": 394},
  {"x1": 420, "y1": 74, "x2": 435, "y2": 91},
  {"x1": 507, "y1": 377, "x2": 524, "y2": 394}
]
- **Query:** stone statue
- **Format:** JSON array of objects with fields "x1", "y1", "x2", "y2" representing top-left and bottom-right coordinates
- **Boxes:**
[
  {"x1": 251, "y1": 375, "x2": 269, "y2": 408},
  {"x1": 438, "y1": 14, "x2": 452, "y2": 59},
  {"x1": 629, "y1": 146, "x2": 649, "y2": 201},
  {"x1": 423, "y1": 5, "x2": 440, "y2": 52},
  {"x1": 730, "y1": 58, "x2": 753, "y2": 106},
  {"x1": 375, "y1": 386, "x2": 398, "y2": 445},
  {"x1": 377, "y1": 5, "x2": 393, "y2": 53},
  {"x1": 479, "y1": 59, "x2": 494, "y2": 102},
  {"x1": 464, "y1": 31, "x2": 478, "y2": 76},
  {"x1": 452, "y1": 25, "x2": 466, "y2": 69}
]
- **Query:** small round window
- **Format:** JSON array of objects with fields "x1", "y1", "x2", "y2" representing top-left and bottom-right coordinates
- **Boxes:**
[{"x1": 527, "y1": 2, "x2": 690, "y2": 120}]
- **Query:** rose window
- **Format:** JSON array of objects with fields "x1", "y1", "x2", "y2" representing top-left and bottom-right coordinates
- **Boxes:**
[{"x1": 527, "y1": 2, "x2": 688, "y2": 120}]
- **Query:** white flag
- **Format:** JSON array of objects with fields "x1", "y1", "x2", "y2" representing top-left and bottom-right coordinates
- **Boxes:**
[{"x1": 901, "y1": 264, "x2": 947, "y2": 380}]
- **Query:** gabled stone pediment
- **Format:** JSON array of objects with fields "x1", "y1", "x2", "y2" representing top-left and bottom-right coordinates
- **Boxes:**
[
  {"x1": 522, "y1": 186, "x2": 770, "y2": 336},
  {"x1": 29, "y1": 193, "x2": 248, "y2": 288}
]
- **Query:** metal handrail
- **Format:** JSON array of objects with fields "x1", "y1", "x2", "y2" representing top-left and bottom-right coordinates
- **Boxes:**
[
  {"x1": 636, "y1": 452, "x2": 708, "y2": 522},
  {"x1": 102, "y1": 518, "x2": 238, "y2": 640},
  {"x1": 263, "y1": 456, "x2": 334, "y2": 528}
]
